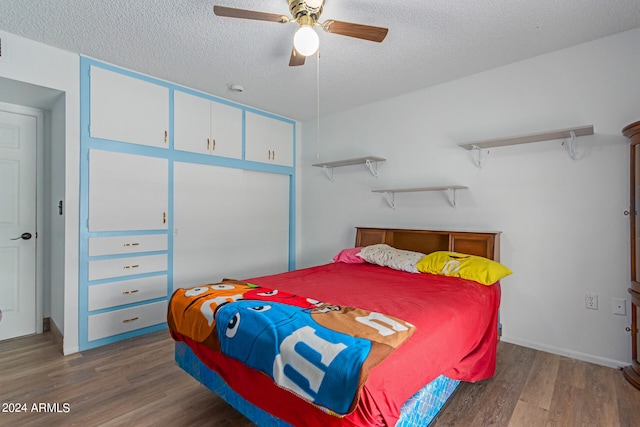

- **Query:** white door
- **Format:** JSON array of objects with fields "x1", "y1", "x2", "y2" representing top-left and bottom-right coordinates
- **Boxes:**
[
  {"x1": 210, "y1": 101, "x2": 242, "y2": 159},
  {"x1": 173, "y1": 162, "x2": 246, "y2": 288},
  {"x1": 0, "y1": 110, "x2": 37, "y2": 340},
  {"x1": 174, "y1": 90, "x2": 211, "y2": 155},
  {"x1": 88, "y1": 150, "x2": 169, "y2": 232},
  {"x1": 238, "y1": 170, "x2": 290, "y2": 277},
  {"x1": 90, "y1": 66, "x2": 169, "y2": 148},
  {"x1": 173, "y1": 163, "x2": 290, "y2": 290},
  {"x1": 245, "y1": 112, "x2": 294, "y2": 167}
]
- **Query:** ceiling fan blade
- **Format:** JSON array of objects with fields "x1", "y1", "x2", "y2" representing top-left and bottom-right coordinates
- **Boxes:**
[
  {"x1": 322, "y1": 20, "x2": 388, "y2": 42},
  {"x1": 213, "y1": 5, "x2": 289, "y2": 23},
  {"x1": 289, "y1": 47, "x2": 306, "y2": 67}
]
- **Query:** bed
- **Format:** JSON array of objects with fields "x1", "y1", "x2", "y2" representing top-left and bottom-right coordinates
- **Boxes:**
[{"x1": 168, "y1": 227, "x2": 508, "y2": 426}]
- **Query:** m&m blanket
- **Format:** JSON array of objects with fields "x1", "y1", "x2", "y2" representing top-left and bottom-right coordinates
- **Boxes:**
[{"x1": 167, "y1": 279, "x2": 416, "y2": 415}]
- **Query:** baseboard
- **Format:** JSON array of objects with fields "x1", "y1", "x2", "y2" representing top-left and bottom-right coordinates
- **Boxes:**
[
  {"x1": 500, "y1": 335, "x2": 628, "y2": 370},
  {"x1": 45, "y1": 317, "x2": 64, "y2": 354}
]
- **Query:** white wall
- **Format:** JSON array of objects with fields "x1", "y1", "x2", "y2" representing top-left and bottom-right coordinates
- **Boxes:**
[
  {"x1": 300, "y1": 28, "x2": 640, "y2": 367},
  {"x1": 50, "y1": 95, "x2": 68, "y2": 333},
  {"x1": 0, "y1": 30, "x2": 80, "y2": 354}
]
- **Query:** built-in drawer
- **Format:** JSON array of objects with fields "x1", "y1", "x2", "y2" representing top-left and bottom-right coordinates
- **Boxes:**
[
  {"x1": 87, "y1": 300, "x2": 167, "y2": 341},
  {"x1": 89, "y1": 234, "x2": 168, "y2": 256},
  {"x1": 88, "y1": 254, "x2": 167, "y2": 281},
  {"x1": 88, "y1": 275, "x2": 167, "y2": 311}
]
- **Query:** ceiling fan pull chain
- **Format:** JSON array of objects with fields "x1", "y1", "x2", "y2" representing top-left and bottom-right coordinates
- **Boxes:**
[{"x1": 316, "y1": 49, "x2": 321, "y2": 160}]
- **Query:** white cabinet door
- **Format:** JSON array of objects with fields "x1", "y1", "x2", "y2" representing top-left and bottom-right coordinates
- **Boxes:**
[
  {"x1": 174, "y1": 90, "x2": 211, "y2": 155},
  {"x1": 211, "y1": 101, "x2": 242, "y2": 159},
  {"x1": 173, "y1": 162, "x2": 289, "y2": 290},
  {"x1": 174, "y1": 91, "x2": 242, "y2": 159},
  {"x1": 90, "y1": 66, "x2": 169, "y2": 148},
  {"x1": 245, "y1": 111, "x2": 294, "y2": 167},
  {"x1": 89, "y1": 150, "x2": 168, "y2": 232},
  {"x1": 239, "y1": 170, "x2": 290, "y2": 278}
]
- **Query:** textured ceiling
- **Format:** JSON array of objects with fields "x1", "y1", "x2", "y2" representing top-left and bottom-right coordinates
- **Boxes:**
[{"x1": 0, "y1": 0, "x2": 639, "y2": 121}]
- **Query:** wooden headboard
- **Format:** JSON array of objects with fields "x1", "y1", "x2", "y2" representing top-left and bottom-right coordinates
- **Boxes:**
[{"x1": 355, "y1": 227, "x2": 501, "y2": 261}]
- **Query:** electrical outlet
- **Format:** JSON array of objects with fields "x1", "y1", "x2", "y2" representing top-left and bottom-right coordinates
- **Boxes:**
[
  {"x1": 585, "y1": 293, "x2": 598, "y2": 310},
  {"x1": 613, "y1": 298, "x2": 627, "y2": 315}
]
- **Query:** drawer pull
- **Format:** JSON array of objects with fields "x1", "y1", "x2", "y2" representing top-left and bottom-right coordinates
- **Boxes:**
[
  {"x1": 164, "y1": 130, "x2": 168, "y2": 143},
  {"x1": 122, "y1": 289, "x2": 140, "y2": 295},
  {"x1": 123, "y1": 243, "x2": 140, "y2": 247},
  {"x1": 123, "y1": 265, "x2": 140, "y2": 269},
  {"x1": 122, "y1": 317, "x2": 139, "y2": 323},
  {"x1": 163, "y1": 212, "x2": 167, "y2": 224}
]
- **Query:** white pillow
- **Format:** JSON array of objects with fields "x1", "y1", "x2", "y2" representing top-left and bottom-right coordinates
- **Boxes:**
[{"x1": 358, "y1": 244, "x2": 425, "y2": 273}]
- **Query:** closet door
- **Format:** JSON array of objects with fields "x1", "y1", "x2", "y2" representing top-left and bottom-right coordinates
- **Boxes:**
[
  {"x1": 174, "y1": 91, "x2": 243, "y2": 159},
  {"x1": 89, "y1": 150, "x2": 168, "y2": 232},
  {"x1": 239, "y1": 170, "x2": 289, "y2": 277},
  {"x1": 211, "y1": 101, "x2": 242, "y2": 159},
  {"x1": 245, "y1": 111, "x2": 294, "y2": 167},
  {"x1": 89, "y1": 66, "x2": 169, "y2": 148},
  {"x1": 173, "y1": 90, "x2": 211, "y2": 155},
  {"x1": 173, "y1": 162, "x2": 289, "y2": 290}
]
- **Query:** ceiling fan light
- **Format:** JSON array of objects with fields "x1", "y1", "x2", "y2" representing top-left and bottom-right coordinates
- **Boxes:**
[{"x1": 293, "y1": 25, "x2": 319, "y2": 56}]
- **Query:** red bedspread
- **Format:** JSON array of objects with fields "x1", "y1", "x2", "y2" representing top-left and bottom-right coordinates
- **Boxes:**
[{"x1": 171, "y1": 262, "x2": 501, "y2": 427}]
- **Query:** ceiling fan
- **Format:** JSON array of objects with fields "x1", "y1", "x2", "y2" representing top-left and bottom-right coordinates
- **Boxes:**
[{"x1": 213, "y1": 0, "x2": 388, "y2": 66}]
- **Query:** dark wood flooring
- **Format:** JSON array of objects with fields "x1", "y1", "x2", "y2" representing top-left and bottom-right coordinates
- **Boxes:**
[{"x1": 1, "y1": 330, "x2": 638, "y2": 426}]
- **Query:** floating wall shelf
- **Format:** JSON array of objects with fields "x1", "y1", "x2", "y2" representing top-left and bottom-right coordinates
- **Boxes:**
[
  {"x1": 312, "y1": 156, "x2": 386, "y2": 181},
  {"x1": 372, "y1": 185, "x2": 468, "y2": 209},
  {"x1": 459, "y1": 125, "x2": 594, "y2": 167}
]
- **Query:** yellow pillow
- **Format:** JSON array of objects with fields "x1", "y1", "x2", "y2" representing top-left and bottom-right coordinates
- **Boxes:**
[{"x1": 416, "y1": 251, "x2": 512, "y2": 285}]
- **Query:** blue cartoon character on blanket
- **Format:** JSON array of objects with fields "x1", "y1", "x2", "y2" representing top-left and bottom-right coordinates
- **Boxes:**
[{"x1": 214, "y1": 296, "x2": 415, "y2": 414}]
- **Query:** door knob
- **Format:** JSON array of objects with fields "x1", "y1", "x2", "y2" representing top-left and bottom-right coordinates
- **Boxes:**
[{"x1": 10, "y1": 232, "x2": 32, "y2": 240}]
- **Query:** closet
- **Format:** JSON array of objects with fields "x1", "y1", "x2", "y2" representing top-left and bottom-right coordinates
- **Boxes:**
[{"x1": 79, "y1": 59, "x2": 295, "y2": 350}]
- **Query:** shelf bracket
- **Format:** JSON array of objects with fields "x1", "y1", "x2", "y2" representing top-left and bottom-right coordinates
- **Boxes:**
[
  {"x1": 365, "y1": 159, "x2": 380, "y2": 178},
  {"x1": 564, "y1": 131, "x2": 578, "y2": 160},
  {"x1": 382, "y1": 191, "x2": 396, "y2": 209},
  {"x1": 446, "y1": 187, "x2": 459, "y2": 208},
  {"x1": 321, "y1": 166, "x2": 335, "y2": 182},
  {"x1": 470, "y1": 145, "x2": 487, "y2": 168}
]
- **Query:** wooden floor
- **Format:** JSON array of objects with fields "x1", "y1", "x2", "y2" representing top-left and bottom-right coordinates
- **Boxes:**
[{"x1": 1, "y1": 331, "x2": 639, "y2": 427}]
